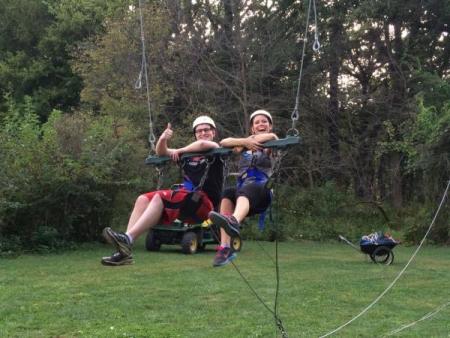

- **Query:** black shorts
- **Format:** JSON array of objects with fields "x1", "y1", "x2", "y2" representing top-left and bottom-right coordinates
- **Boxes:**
[{"x1": 223, "y1": 182, "x2": 272, "y2": 216}]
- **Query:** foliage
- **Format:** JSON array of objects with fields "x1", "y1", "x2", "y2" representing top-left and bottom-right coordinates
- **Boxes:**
[
  {"x1": 241, "y1": 182, "x2": 393, "y2": 243},
  {"x1": 377, "y1": 74, "x2": 450, "y2": 202},
  {"x1": 0, "y1": 97, "x2": 151, "y2": 253},
  {"x1": 74, "y1": 2, "x2": 174, "y2": 135},
  {"x1": 0, "y1": 0, "x2": 449, "y2": 251},
  {"x1": 399, "y1": 198, "x2": 449, "y2": 245},
  {"x1": 0, "y1": 0, "x2": 126, "y2": 120}
]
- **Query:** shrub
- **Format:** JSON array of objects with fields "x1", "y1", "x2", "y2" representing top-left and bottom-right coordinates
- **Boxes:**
[
  {"x1": 243, "y1": 182, "x2": 393, "y2": 242},
  {"x1": 0, "y1": 99, "x2": 152, "y2": 254},
  {"x1": 401, "y1": 204, "x2": 449, "y2": 245}
]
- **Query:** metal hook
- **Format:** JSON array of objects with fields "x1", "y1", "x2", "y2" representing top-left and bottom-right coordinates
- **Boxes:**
[
  {"x1": 313, "y1": 39, "x2": 321, "y2": 52},
  {"x1": 286, "y1": 128, "x2": 299, "y2": 137},
  {"x1": 148, "y1": 132, "x2": 156, "y2": 150},
  {"x1": 291, "y1": 107, "x2": 299, "y2": 121},
  {"x1": 134, "y1": 71, "x2": 143, "y2": 89}
]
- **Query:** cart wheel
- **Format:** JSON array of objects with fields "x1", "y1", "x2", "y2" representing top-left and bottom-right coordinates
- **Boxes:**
[
  {"x1": 181, "y1": 231, "x2": 198, "y2": 254},
  {"x1": 231, "y1": 235, "x2": 242, "y2": 252},
  {"x1": 370, "y1": 246, "x2": 394, "y2": 265},
  {"x1": 145, "y1": 230, "x2": 161, "y2": 251}
]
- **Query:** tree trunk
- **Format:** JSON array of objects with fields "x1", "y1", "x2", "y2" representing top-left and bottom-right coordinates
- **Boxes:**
[
  {"x1": 390, "y1": 151, "x2": 403, "y2": 208},
  {"x1": 384, "y1": 20, "x2": 406, "y2": 207},
  {"x1": 327, "y1": 14, "x2": 342, "y2": 181}
]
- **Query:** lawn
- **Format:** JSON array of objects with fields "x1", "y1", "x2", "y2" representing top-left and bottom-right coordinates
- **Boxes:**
[{"x1": 0, "y1": 240, "x2": 449, "y2": 337}]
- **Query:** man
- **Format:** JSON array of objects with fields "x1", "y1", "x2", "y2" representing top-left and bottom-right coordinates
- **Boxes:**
[{"x1": 101, "y1": 115, "x2": 224, "y2": 266}]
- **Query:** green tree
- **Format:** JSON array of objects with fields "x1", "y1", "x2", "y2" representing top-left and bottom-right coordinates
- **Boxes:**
[
  {"x1": 74, "y1": 2, "x2": 174, "y2": 142},
  {"x1": 0, "y1": 0, "x2": 125, "y2": 120},
  {"x1": 0, "y1": 96, "x2": 149, "y2": 252}
]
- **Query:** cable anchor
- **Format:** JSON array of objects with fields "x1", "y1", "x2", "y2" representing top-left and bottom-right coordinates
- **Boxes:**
[{"x1": 276, "y1": 317, "x2": 289, "y2": 338}]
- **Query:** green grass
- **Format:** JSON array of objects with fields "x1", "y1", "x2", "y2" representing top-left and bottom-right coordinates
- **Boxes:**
[{"x1": 1, "y1": 240, "x2": 449, "y2": 337}]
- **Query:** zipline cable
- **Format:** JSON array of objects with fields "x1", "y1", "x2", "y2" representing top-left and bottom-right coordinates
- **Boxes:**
[
  {"x1": 382, "y1": 300, "x2": 450, "y2": 337},
  {"x1": 135, "y1": 0, "x2": 156, "y2": 150},
  {"x1": 319, "y1": 179, "x2": 450, "y2": 337},
  {"x1": 289, "y1": 0, "x2": 320, "y2": 137}
]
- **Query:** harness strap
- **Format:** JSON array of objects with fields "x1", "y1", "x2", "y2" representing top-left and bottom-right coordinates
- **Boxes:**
[
  {"x1": 257, "y1": 190, "x2": 273, "y2": 231},
  {"x1": 182, "y1": 156, "x2": 215, "y2": 193},
  {"x1": 166, "y1": 189, "x2": 209, "y2": 224},
  {"x1": 237, "y1": 167, "x2": 273, "y2": 231},
  {"x1": 237, "y1": 167, "x2": 269, "y2": 188}
]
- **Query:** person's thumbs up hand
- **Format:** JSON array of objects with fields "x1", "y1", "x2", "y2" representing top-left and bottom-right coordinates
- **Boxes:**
[{"x1": 162, "y1": 122, "x2": 173, "y2": 140}]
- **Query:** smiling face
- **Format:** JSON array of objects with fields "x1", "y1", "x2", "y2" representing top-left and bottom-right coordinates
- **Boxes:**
[
  {"x1": 194, "y1": 123, "x2": 216, "y2": 141},
  {"x1": 250, "y1": 115, "x2": 273, "y2": 135}
]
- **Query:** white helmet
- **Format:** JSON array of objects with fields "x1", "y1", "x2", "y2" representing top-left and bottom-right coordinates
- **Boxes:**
[
  {"x1": 192, "y1": 115, "x2": 216, "y2": 131},
  {"x1": 250, "y1": 110, "x2": 272, "y2": 124}
]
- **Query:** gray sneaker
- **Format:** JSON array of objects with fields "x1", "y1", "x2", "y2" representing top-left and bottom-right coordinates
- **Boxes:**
[
  {"x1": 102, "y1": 227, "x2": 132, "y2": 256},
  {"x1": 212, "y1": 246, "x2": 236, "y2": 267},
  {"x1": 208, "y1": 211, "x2": 240, "y2": 237},
  {"x1": 101, "y1": 252, "x2": 134, "y2": 266}
]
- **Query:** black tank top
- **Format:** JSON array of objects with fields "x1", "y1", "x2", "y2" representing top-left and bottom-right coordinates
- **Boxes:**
[{"x1": 181, "y1": 156, "x2": 224, "y2": 209}]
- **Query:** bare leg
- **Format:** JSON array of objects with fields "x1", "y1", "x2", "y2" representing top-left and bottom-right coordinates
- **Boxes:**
[
  {"x1": 233, "y1": 196, "x2": 250, "y2": 223},
  {"x1": 218, "y1": 198, "x2": 234, "y2": 246},
  {"x1": 127, "y1": 193, "x2": 164, "y2": 240},
  {"x1": 127, "y1": 195, "x2": 151, "y2": 231},
  {"x1": 219, "y1": 228, "x2": 231, "y2": 246},
  {"x1": 220, "y1": 198, "x2": 235, "y2": 215},
  {"x1": 221, "y1": 196, "x2": 249, "y2": 246}
]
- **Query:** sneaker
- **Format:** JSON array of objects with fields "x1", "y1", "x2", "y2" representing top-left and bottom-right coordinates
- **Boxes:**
[
  {"x1": 101, "y1": 252, "x2": 134, "y2": 266},
  {"x1": 212, "y1": 246, "x2": 236, "y2": 267},
  {"x1": 102, "y1": 227, "x2": 132, "y2": 256},
  {"x1": 208, "y1": 211, "x2": 240, "y2": 237}
]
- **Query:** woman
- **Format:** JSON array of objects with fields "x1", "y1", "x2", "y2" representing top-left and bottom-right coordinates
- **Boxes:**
[{"x1": 209, "y1": 110, "x2": 278, "y2": 267}]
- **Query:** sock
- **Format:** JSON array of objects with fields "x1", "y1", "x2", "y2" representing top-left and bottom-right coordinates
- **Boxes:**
[
  {"x1": 125, "y1": 233, "x2": 133, "y2": 244},
  {"x1": 221, "y1": 243, "x2": 230, "y2": 248}
]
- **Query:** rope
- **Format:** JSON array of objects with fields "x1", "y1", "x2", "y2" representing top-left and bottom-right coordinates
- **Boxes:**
[
  {"x1": 289, "y1": 0, "x2": 320, "y2": 137},
  {"x1": 255, "y1": 239, "x2": 277, "y2": 265},
  {"x1": 135, "y1": 0, "x2": 156, "y2": 151},
  {"x1": 311, "y1": 0, "x2": 321, "y2": 52},
  {"x1": 319, "y1": 179, "x2": 450, "y2": 337},
  {"x1": 207, "y1": 152, "x2": 289, "y2": 338},
  {"x1": 382, "y1": 301, "x2": 450, "y2": 337},
  {"x1": 209, "y1": 213, "x2": 288, "y2": 336},
  {"x1": 228, "y1": 260, "x2": 289, "y2": 338},
  {"x1": 155, "y1": 166, "x2": 164, "y2": 190},
  {"x1": 272, "y1": 155, "x2": 288, "y2": 338},
  {"x1": 209, "y1": 149, "x2": 289, "y2": 337}
]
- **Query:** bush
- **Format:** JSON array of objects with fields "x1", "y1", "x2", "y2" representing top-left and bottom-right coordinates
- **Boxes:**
[
  {"x1": 401, "y1": 204, "x2": 449, "y2": 245},
  {"x1": 0, "y1": 99, "x2": 152, "y2": 254},
  {"x1": 30, "y1": 226, "x2": 72, "y2": 253},
  {"x1": 242, "y1": 182, "x2": 393, "y2": 242},
  {"x1": 0, "y1": 235, "x2": 22, "y2": 258}
]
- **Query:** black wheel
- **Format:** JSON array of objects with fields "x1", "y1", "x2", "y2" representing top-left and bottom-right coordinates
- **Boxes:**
[
  {"x1": 181, "y1": 231, "x2": 198, "y2": 254},
  {"x1": 231, "y1": 235, "x2": 242, "y2": 252},
  {"x1": 145, "y1": 230, "x2": 161, "y2": 251},
  {"x1": 370, "y1": 246, "x2": 394, "y2": 265}
]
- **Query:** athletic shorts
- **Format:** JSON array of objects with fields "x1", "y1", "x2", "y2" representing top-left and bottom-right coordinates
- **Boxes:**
[
  {"x1": 222, "y1": 182, "x2": 271, "y2": 216},
  {"x1": 144, "y1": 188, "x2": 213, "y2": 225}
]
